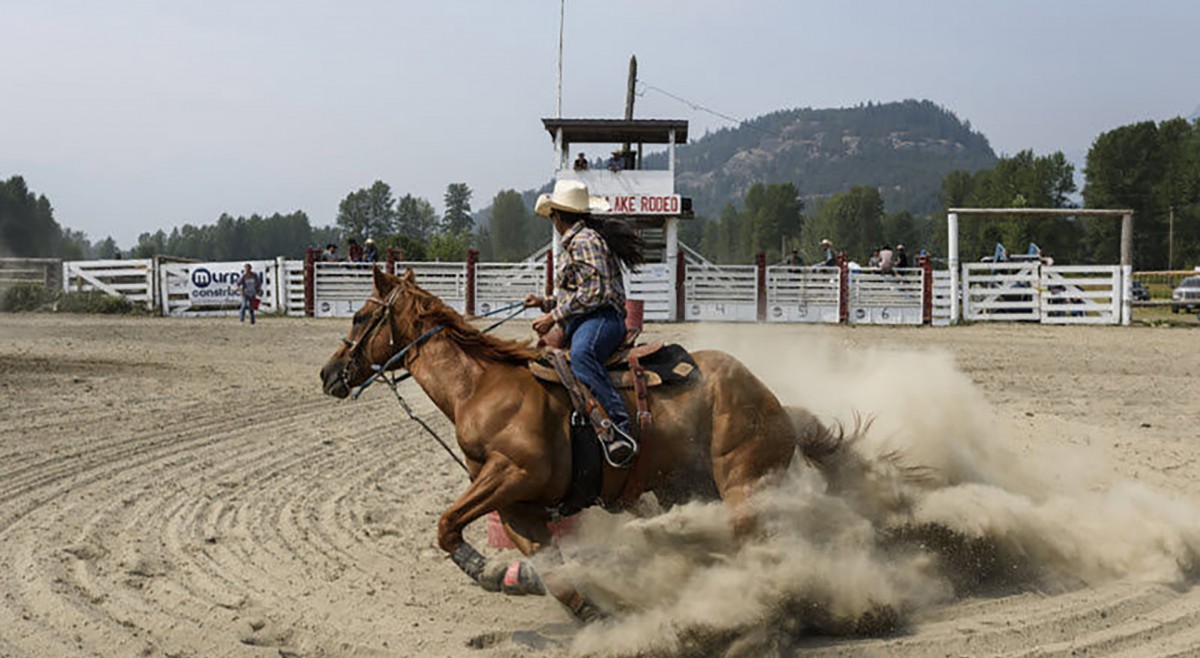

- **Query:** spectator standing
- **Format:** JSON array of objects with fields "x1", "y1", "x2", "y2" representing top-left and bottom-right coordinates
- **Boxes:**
[
  {"x1": 321, "y1": 243, "x2": 339, "y2": 262},
  {"x1": 363, "y1": 238, "x2": 378, "y2": 263},
  {"x1": 347, "y1": 238, "x2": 364, "y2": 263},
  {"x1": 785, "y1": 248, "x2": 804, "y2": 267},
  {"x1": 895, "y1": 244, "x2": 909, "y2": 268},
  {"x1": 573, "y1": 153, "x2": 589, "y2": 171},
  {"x1": 878, "y1": 245, "x2": 895, "y2": 273},
  {"x1": 820, "y1": 239, "x2": 836, "y2": 266},
  {"x1": 236, "y1": 263, "x2": 263, "y2": 325}
]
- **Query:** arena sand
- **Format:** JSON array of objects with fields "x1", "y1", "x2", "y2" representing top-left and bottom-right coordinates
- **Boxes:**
[{"x1": 1, "y1": 314, "x2": 1198, "y2": 657}]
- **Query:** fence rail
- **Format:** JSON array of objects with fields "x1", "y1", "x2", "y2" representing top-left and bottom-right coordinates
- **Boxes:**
[{"x1": 51, "y1": 253, "x2": 1136, "y2": 326}]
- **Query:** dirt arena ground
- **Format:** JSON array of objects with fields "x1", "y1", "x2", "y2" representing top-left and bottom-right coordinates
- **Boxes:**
[{"x1": 2, "y1": 313, "x2": 1200, "y2": 658}]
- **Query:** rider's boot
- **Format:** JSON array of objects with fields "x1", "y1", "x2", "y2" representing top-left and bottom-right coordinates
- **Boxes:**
[{"x1": 600, "y1": 420, "x2": 638, "y2": 469}]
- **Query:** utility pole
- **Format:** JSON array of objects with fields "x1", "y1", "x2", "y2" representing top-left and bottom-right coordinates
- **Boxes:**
[
  {"x1": 1168, "y1": 206, "x2": 1175, "y2": 271},
  {"x1": 624, "y1": 55, "x2": 637, "y2": 166},
  {"x1": 556, "y1": 0, "x2": 565, "y2": 118}
]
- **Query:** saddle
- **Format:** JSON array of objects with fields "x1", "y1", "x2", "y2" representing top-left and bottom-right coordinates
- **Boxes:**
[
  {"x1": 529, "y1": 335, "x2": 701, "y2": 515},
  {"x1": 528, "y1": 340, "x2": 699, "y2": 389}
]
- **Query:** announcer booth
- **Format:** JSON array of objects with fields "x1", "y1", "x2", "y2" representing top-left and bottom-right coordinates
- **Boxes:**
[{"x1": 542, "y1": 118, "x2": 692, "y2": 321}]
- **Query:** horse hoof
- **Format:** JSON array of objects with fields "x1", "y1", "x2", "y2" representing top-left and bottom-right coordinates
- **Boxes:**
[
  {"x1": 501, "y1": 561, "x2": 545, "y2": 596},
  {"x1": 573, "y1": 599, "x2": 609, "y2": 624}
]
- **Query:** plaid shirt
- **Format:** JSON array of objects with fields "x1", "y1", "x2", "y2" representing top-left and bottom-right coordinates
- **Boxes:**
[{"x1": 551, "y1": 222, "x2": 626, "y2": 323}]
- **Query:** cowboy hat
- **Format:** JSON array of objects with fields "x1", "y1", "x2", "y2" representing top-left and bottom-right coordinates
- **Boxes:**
[
  {"x1": 820, "y1": 238, "x2": 832, "y2": 246},
  {"x1": 535, "y1": 180, "x2": 611, "y2": 217}
]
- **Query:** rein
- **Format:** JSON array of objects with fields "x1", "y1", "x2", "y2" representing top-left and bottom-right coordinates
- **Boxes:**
[{"x1": 349, "y1": 299, "x2": 528, "y2": 475}]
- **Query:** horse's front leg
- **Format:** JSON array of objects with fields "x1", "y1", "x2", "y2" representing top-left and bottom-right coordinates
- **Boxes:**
[
  {"x1": 497, "y1": 505, "x2": 607, "y2": 623},
  {"x1": 436, "y1": 456, "x2": 526, "y2": 584}
]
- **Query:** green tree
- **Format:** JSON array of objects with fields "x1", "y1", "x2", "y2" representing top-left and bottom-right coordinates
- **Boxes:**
[
  {"x1": 803, "y1": 186, "x2": 885, "y2": 262},
  {"x1": 336, "y1": 181, "x2": 396, "y2": 241},
  {"x1": 0, "y1": 176, "x2": 66, "y2": 257},
  {"x1": 395, "y1": 194, "x2": 439, "y2": 242},
  {"x1": 488, "y1": 190, "x2": 530, "y2": 261},
  {"x1": 442, "y1": 183, "x2": 474, "y2": 235},
  {"x1": 1084, "y1": 119, "x2": 1200, "y2": 269},
  {"x1": 742, "y1": 182, "x2": 804, "y2": 262},
  {"x1": 936, "y1": 150, "x2": 1079, "y2": 262}
]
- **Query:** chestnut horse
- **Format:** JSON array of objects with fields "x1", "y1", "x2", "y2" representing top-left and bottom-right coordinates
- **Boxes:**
[{"x1": 320, "y1": 268, "x2": 832, "y2": 620}]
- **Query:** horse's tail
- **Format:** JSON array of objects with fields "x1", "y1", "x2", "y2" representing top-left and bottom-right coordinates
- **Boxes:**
[{"x1": 786, "y1": 406, "x2": 931, "y2": 521}]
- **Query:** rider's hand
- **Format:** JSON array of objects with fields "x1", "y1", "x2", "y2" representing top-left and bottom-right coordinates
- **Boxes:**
[
  {"x1": 531, "y1": 313, "x2": 556, "y2": 335},
  {"x1": 523, "y1": 294, "x2": 543, "y2": 309}
]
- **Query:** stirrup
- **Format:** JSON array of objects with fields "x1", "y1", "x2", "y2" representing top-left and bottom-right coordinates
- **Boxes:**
[{"x1": 599, "y1": 421, "x2": 638, "y2": 469}]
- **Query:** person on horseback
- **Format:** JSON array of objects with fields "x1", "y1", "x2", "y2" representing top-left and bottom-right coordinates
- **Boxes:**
[{"x1": 524, "y1": 180, "x2": 644, "y2": 468}]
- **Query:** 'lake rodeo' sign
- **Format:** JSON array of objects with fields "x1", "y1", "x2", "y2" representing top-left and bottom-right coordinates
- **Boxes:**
[{"x1": 600, "y1": 194, "x2": 682, "y2": 215}]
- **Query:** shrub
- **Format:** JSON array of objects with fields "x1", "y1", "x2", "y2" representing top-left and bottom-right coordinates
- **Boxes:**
[
  {"x1": 0, "y1": 283, "x2": 58, "y2": 312},
  {"x1": 57, "y1": 290, "x2": 137, "y2": 314}
]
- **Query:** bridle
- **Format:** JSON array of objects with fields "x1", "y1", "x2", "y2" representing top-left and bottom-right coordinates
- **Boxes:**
[
  {"x1": 337, "y1": 285, "x2": 441, "y2": 396},
  {"x1": 337, "y1": 291, "x2": 527, "y2": 475}
]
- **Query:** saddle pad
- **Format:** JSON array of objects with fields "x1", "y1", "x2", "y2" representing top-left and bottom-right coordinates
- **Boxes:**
[{"x1": 529, "y1": 343, "x2": 700, "y2": 390}]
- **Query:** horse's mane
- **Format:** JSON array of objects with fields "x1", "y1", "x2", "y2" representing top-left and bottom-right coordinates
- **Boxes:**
[{"x1": 396, "y1": 282, "x2": 539, "y2": 364}]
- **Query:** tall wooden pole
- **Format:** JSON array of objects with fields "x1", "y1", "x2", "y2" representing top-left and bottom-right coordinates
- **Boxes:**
[{"x1": 624, "y1": 55, "x2": 637, "y2": 163}]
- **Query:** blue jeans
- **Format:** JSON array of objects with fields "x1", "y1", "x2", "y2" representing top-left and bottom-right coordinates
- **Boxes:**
[
  {"x1": 239, "y1": 296, "x2": 256, "y2": 324},
  {"x1": 564, "y1": 305, "x2": 629, "y2": 432}
]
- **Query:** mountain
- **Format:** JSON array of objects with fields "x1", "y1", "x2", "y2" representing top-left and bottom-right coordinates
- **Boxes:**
[{"x1": 653, "y1": 99, "x2": 997, "y2": 218}]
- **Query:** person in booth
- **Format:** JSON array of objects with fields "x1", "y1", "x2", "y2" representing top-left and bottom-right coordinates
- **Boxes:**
[
  {"x1": 347, "y1": 238, "x2": 364, "y2": 263},
  {"x1": 573, "y1": 152, "x2": 589, "y2": 171},
  {"x1": 522, "y1": 180, "x2": 644, "y2": 468}
]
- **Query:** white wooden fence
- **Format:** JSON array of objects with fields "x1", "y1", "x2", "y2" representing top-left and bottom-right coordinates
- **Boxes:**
[
  {"x1": 626, "y1": 263, "x2": 674, "y2": 321},
  {"x1": 476, "y1": 261, "x2": 543, "y2": 319},
  {"x1": 159, "y1": 260, "x2": 279, "y2": 317},
  {"x1": 848, "y1": 267, "x2": 925, "y2": 325},
  {"x1": 62, "y1": 259, "x2": 155, "y2": 310},
  {"x1": 684, "y1": 264, "x2": 758, "y2": 322},
  {"x1": 962, "y1": 262, "x2": 1123, "y2": 325},
  {"x1": 54, "y1": 256, "x2": 1129, "y2": 326},
  {"x1": 765, "y1": 266, "x2": 840, "y2": 323}
]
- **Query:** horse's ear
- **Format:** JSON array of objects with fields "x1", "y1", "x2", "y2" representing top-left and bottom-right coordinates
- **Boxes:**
[
  {"x1": 400, "y1": 267, "x2": 416, "y2": 285},
  {"x1": 372, "y1": 265, "x2": 396, "y2": 295}
]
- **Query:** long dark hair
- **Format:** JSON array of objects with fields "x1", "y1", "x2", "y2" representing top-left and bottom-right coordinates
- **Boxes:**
[{"x1": 560, "y1": 210, "x2": 645, "y2": 270}]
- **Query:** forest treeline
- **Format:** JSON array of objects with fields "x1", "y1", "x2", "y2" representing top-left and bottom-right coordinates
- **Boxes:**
[{"x1": 3, "y1": 104, "x2": 1198, "y2": 270}]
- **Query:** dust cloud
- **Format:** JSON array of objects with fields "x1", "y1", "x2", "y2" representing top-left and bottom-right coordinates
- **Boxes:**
[{"x1": 559, "y1": 328, "x2": 1200, "y2": 657}]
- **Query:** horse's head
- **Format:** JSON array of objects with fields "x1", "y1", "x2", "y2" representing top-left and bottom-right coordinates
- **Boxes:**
[{"x1": 320, "y1": 267, "x2": 419, "y2": 398}]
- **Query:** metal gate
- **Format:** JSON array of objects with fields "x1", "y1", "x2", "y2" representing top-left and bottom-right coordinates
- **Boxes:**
[
  {"x1": 765, "y1": 265, "x2": 840, "y2": 323},
  {"x1": 684, "y1": 263, "x2": 758, "y2": 322},
  {"x1": 962, "y1": 262, "x2": 1041, "y2": 321},
  {"x1": 848, "y1": 267, "x2": 925, "y2": 325}
]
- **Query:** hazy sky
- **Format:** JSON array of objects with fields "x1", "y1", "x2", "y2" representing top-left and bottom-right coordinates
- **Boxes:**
[{"x1": 3, "y1": 0, "x2": 1197, "y2": 248}]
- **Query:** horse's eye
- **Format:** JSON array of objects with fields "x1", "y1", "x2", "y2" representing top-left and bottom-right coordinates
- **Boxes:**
[{"x1": 352, "y1": 313, "x2": 368, "y2": 326}]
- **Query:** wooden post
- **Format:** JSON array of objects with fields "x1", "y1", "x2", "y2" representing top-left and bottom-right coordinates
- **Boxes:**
[
  {"x1": 675, "y1": 249, "x2": 686, "y2": 322},
  {"x1": 755, "y1": 251, "x2": 767, "y2": 322},
  {"x1": 545, "y1": 250, "x2": 554, "y2": 297},
  {"x1": 465, "y1": 249, "x2": 478, "y2": 317},
  {"x1": 837, "y1": 252, "x2": 850, "y2": 324},
  {"x1": 1120, "y1": 213, "x2": 1133, "y2": 268},
  {"x1": 919, "y1": 254, "x2": 933, "y2": 325},
  {"x1": 303, "y1": 247, "x2": 317, "y2": 317},
  {"x1": 386, "y1": 247, "x2": 402, "y2": 275}
]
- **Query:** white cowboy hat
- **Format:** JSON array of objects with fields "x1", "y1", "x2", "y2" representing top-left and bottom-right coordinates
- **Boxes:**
[
  {"x1": 820, "y1": 238, "x2": 832, "y2": 246},
  {"x1": 535, "y1": 180, "x2": 611, "y2": 217}
]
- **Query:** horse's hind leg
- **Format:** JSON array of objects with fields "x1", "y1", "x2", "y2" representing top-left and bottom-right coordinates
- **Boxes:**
[{"x1": 709, "y1": 389, "x2": 795, "y2": 537}]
